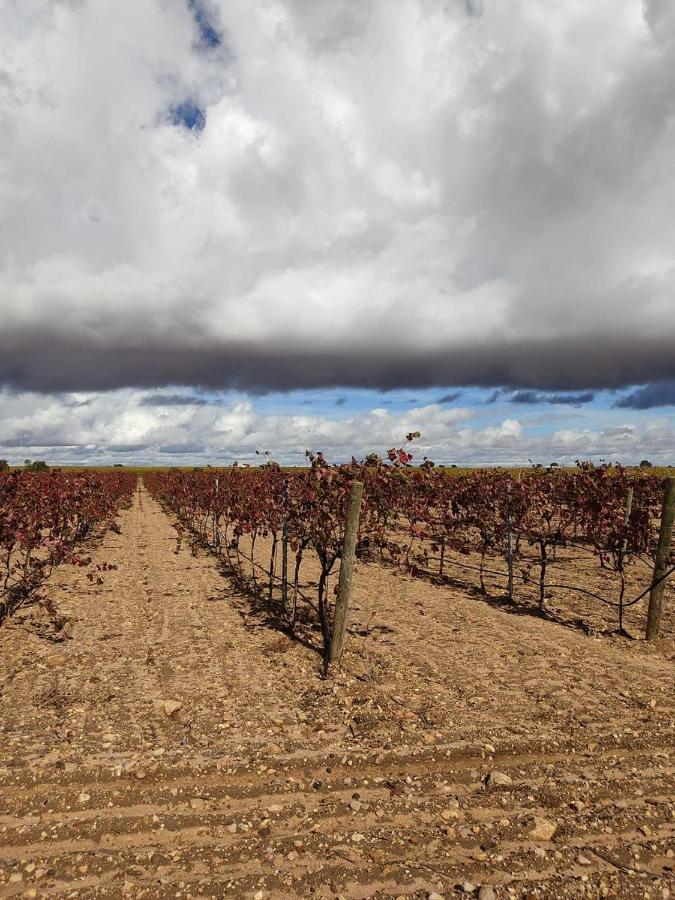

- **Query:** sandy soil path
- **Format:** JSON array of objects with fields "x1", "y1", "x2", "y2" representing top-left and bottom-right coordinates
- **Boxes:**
[{"x1": 0, "y1": 484, "x2": 673, "y2": 899}]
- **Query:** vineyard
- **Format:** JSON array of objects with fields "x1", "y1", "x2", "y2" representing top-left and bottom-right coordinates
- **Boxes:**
[
  {"x1": 144, "y1": 451, "x2": 674, "y2": 664},
  {"x1": 0, "y1": 469, "x2": 136, "y2": 625},
  {"x1": 0, "y1": 458, "x2": 673, "y2": 899}
]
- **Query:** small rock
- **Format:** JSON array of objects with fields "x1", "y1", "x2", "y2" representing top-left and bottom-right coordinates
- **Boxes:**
[
  {"x1": 349, "y1": 799, "x2": 362, "y2": 812},
  {"x1": 428, "y1": 893, "x2": 444, "y2": 900},
  {"x1": 45, "y1": 654, "x2": 67, "y2": 668},
  {"x1": 478, "y1": 888, "x2": 497, "y2": 900},
  {"x1": 163, "y1": 700, "x2": 183, "y2": 717},
  {"x1": 254, "y1": 893, "x2": 264, "y2": 900},
  {"x1": 486, "y1": 771, "x2": 512, "y2": 788},
  {"x1": 78, "y1": 792, "x2": 91, "y2": 803},
  {"x1": 41, "y1": 750, "x2": 60, "y2": 767},
  {"x1": 267, "y1": 803, "x2": 283, "y2": 813},
  {"x1": 461, "y1": 882, "x2": 475, "y2": 895},
  {"x1": 351, "y1": 832, "x2": 365, "y2": 843},
  {"x1": 577, "y1": 854, "x2": 592, "y2": 865},
  {"x1": 441, "y1": 804, "x2": 460, "y2": 820},
  {"x1": 529, "y1": 816, "x2": 557, "y2": 841},
  {"x1": 8, "y1": 873, "x2": 23, "y2": 883}
]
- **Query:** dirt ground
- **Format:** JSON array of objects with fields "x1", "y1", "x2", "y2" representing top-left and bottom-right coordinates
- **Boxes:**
[{"x1": 0, "y1": 484, "x2": 673, "y2": 899}]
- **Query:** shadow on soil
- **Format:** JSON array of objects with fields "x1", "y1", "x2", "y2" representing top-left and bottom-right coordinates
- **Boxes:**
[
  {"x1": 383, "y1": 557, "x2": 640, "y2": 642},
  {"x1": 211, "y1": 557, "x2": 325, "y2": 658}
]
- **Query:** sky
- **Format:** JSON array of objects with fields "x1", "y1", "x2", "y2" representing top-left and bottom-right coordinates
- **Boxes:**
[{"x1": 0, "y1": 0, "x2": 673, "y2": 466}]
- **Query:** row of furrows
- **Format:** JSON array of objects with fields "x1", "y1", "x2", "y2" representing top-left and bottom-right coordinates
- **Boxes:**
[
  {"x1": 1, "y1": 748, "x2": 672, "y2": 896},
  {"x1": 1, "y1": 755, "x2": 673, "y2": 837},
  {"x1": 1, "y1": 737, "x2": 673, "y2": 807},
  {"x1": 1, "y1": 732, "x2": 673, "y2": 792},
  {"x1": 0, "y1": 853, "x2": 667, "y2": 900},
  {"x1": 1, "y1": 794, "x2": 672, "y2": 860},
  {"x1": 0, "y1": 815, "x2": 671, "y2": 898}
]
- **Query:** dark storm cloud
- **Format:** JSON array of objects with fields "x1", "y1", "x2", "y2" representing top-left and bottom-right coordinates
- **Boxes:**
[
  {"x1": 0, "y1": 333, "x2": 673, "y2": 394},
  {"x1": 141, "y1": 393, "x2": 211, "y2": 407},
  {"x1": 437, "y1": 392, "x2": 463, "y2": 404},
  {"x1": 509, "y1": 391, "x2": 595, "y2": 406},
  {"x1": 614, "y1": 380, "x2": 675, "y2": 410}
]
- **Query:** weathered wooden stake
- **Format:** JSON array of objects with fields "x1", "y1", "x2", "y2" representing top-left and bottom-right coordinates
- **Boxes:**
[
  {"x1": 646, "y1": 476, "x2": 675, "y2": 642},
  {"x1": 280, "y1": 477, "x2": 289, "y2": 610},
  {"x1": 328, "y1": 481, "x2": 364, "y2": 666},
  {"x1": 506, "y1": 481, "x2": 514, "y2": 601},
  {"x1": 618, "y1": 486, "x2": 633, "y2": 633}
]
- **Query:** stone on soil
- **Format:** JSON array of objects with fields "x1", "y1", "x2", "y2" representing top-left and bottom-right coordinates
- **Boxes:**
[
  {"x1": 529, "y1": 816, "x2": 557, "y2": 841},
  {"x1": 486, "y1": 770, "x2": 512, "y2": 787}
]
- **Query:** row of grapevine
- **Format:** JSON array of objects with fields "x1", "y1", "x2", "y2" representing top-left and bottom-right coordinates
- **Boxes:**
[
  {"x1": 146, "y1": 458, "x2": 367, "y2": 661},
  {"x1": 145, "y1": 449, "x2": 671, "y2": 658},
  {"x1": 0, "y1": 469, "x2": 137, "y2": 623}
]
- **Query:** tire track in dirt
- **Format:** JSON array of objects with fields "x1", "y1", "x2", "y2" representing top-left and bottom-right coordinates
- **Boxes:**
[{"x1": 0, "y1": 483, "x2": 674, "y2": 898}]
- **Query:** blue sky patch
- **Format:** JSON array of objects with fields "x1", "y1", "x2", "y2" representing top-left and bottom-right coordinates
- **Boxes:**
[
  {"x1": 187, "y1": 0, "x2": 222, "y2": 50},
  {"x1": 170, "y1": 99, "x2": 206, "y2": 132}
]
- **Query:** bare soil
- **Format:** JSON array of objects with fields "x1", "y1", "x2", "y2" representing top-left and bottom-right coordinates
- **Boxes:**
[{"x1": 0, "y1": 485, "x2": 673, "y2": 899}]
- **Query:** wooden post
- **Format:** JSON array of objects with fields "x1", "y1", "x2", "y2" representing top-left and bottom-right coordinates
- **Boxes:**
[
  {"x1": 281, "y1": 478, "x2": 289, "y2": 610},
  {"x1": 506, "y1": 481, "x2": 514, "y2": 601},
  {"x1": 618, "y1": 486, "x2": 633, "y2": 634},
  {"x1": 328, "y1": 481, "x2": 364, "y2": 666},
  {"x1": 646, "y1": 476, "x2": 675, "y2": 642}
]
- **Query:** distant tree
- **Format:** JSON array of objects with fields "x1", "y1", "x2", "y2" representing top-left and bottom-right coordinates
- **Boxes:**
[
  {"x1": 114, "y1": 463, "x2": 124, "y2": 467},
  {"x1": 0, "y1": 459, "x2": 8, "y2": 472},
  {"x1": 639, "y1": 459, "x2": 653, "y2": 468},
  {"x1": 24, "y1": 459, "x2": 49, "y2": 471}
]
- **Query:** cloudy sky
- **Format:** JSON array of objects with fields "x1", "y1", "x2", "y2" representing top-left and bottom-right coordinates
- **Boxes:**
[{"x1": 0, "y1": 0, "x2": 673, "y2": 466}]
